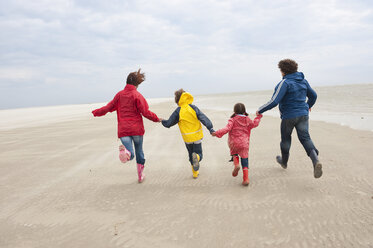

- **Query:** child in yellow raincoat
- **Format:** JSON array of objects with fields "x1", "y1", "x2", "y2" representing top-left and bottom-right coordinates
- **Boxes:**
[{"x1": 162, "y1": 89, "x2": 215, "y2": 178}]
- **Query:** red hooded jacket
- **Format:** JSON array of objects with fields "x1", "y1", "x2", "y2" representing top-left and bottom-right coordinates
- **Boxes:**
[
  {"x1": 215, "y1": 114, "x2": 262, "y2": 158},
  {"x1": 92, "y1": 84, "x2": 159, "y2": 137}
]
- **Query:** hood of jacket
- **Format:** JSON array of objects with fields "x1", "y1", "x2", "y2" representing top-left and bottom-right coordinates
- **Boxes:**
[
  {"x1": 233, "y1": 115, "x2": 250, "y2": 126},
  {"x1": 284, "y1": 72, "x2": 304, "y2": 82},
  {"x1": 178, "y1": 92, "x2": 194, "y2": 106}
]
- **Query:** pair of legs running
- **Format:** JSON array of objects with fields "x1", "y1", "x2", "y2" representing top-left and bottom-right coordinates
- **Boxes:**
[
  {"x1": 276, "y1": 115, "x2": 323, "y2": 178},
  {"x1": 231, "y1": 155, "x2": 250, "y2": 186},
  {"x1": 186, "y1": 142, "x2": 251, "y2": 186},
  {"x1": 185, "y1": 142, "x2": 203, "y2": 179},
  {"x1": 119, "y1": 136, "x2": 146, "y2": 183}
]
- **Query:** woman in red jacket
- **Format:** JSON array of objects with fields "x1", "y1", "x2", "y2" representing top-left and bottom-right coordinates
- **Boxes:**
[{"x1": 92, "y1": 69, "x2": 161, "y2": 183}]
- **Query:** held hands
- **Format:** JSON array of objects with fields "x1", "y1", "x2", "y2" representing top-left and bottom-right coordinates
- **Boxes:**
[
  {"x1": 256, "y1": 111, "x2": 260, "y2": 116},
  {"x1": 158, "y1": 118, "x2": 164, "y2": 122},
  {"x1": 211, "y1": 132, "x2": 216, "y2": 137}
]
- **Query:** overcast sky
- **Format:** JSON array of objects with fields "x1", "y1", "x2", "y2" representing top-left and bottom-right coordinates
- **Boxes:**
[{"x1": 1, "y1": 0, "x2": 373, "y2": 109}]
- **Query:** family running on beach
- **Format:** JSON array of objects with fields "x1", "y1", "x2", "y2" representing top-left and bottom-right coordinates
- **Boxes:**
[{"x1": 92, "y1": 59, "x2": 323, "y2": 186}]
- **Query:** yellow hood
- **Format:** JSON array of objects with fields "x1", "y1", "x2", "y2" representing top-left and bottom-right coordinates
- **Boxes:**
[
  {"x1": 177, "y1": 92, "x2": 203, "y2": 143},
  {"x1": 178, "y1": 92, "x2": 194, "y2": 106}
]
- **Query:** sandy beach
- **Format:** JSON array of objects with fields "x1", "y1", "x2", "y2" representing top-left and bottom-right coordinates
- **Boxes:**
[{"x1": 1, "y1": 87, "x2": 373, "y2": 247}]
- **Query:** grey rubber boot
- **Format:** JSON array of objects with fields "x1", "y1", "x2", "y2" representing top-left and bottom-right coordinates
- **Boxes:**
[
  {"x1": 310, "y1": 149, "x2": 323, "y2": 178},
  {"x1": 276, "y1": 153, "x2": 289, "y2": 169}
]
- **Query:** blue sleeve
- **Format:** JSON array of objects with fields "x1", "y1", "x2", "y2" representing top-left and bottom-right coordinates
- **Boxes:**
[
  {"x1": 189, "y1": 105, "x2": 215, "y2": 133},
  {"x1": 305, "y1": 80, "x2": 317, "y2": 108},
  {"x1": 258, "y1": 80, "x2": 288, "y2": 114},
  {"x1": 161, "y1": 107, "x2": 180, "y2": 128}
]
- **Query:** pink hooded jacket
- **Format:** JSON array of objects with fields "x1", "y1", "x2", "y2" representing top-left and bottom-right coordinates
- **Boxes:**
[{"x1": 215, "y1": 114, "x2": 262, "y2": 158}]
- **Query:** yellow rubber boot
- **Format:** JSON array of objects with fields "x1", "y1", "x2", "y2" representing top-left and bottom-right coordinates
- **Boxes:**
[
  {"x1": 191, "y1": 166, "x2": 199, "y2": 179},
  {"x1": 191, "y1": 153, "x2": 200, "y2": 178}
]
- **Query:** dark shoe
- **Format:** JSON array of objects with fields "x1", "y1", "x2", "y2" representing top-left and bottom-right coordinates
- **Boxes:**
[
  {"x1": 228, "y1": 154, "x2": 238, "y2": 162},
  {"x1": 313, "y1": 161, "x2": 323, "y2": 178},
  {"x1": 276, "y1": 155, "x2": 287, "y2": 169}
]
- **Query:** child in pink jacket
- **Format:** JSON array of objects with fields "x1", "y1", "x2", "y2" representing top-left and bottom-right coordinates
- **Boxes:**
[{"x1": 212, "y1": 103, "x2": 262, "y2": 186}]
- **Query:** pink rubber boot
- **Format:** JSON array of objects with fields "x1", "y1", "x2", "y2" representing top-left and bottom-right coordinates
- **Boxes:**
[
  {"x1": 119, "y1": 145, "x2": 131, "y2": 163},
  {"x1": 137, "y1": 163, "x2": 145, "y2": 183}
]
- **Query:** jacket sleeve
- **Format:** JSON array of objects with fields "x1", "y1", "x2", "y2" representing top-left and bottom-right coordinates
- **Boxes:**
[
  {"x1": 258, "y1": 80, "x2": 288, "y2": 114},
  {"x1": 190, "y1": 104, "x2": 215, "y2": 133},
  {"x1": 92, "y1": 94, "x2": 118, "y2": 117},
  {"x1": 214, "y1": 119, "x2": 234, "y2": 138},
  {"x1": 305, "y1": 80, "x2": 317, "y2": 109},
  {"x1": 161, "y1": 108, "x2": 180, "y2": 128},
  {"x1": 135, "y1": 94, "x2": 159, "y2": 122},
  {"x1": 248, "y1": 115, "x2": 262, "y2": 129}
]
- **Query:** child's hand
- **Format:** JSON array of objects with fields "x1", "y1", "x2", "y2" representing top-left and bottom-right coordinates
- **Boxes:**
[
  {"x1": 158, "y1": 118, "x2": 164, "y2": 122},
  {"x1": 211, "y1": 132, "x2": 216, "y2": 137},
  {"x1": 256, "y1": 111, "x2": 261, "y2": 116}
]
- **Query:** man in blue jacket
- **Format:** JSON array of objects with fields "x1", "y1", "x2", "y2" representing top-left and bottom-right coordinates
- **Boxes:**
[{"x1": 256, "y1": 59, "x2": 322, "y2": 178}]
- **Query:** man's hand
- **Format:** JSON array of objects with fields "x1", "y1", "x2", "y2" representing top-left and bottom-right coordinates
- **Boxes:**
[
  {"x1": 158, "y1": 118, "x2": 164, "y2": 122},
  {"x1": 211, "y1": 132, "x2": 216, "y2": 137},
  {"x1": 256, "y1": 111, "x2": 260, "y2": 116}
]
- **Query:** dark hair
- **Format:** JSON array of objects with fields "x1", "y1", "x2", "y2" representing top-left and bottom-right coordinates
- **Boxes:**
[
  {"x1": 278, "y1": 59, "x2": 298, "y2": 75},
  {"x1": 174, "y1": 88, "x2": 185, "y2": 104},
  {"x1": 126, "y1": 69, "x2": 145, "y2": 86},
  {"x1": 231, "y1": 103, "x2": 248, "y2": 118}
]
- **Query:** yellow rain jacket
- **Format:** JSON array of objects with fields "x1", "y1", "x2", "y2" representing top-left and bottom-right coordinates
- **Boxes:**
[{"x1": 162, "y1": 92, "x2": 214, "y2": 143}]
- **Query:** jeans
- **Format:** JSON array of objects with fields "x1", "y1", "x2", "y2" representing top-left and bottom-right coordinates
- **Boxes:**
[
  {"x1": 185, "y1": 143, "x2": 203, "y2": 165},
  {"x1": 280, "y1": 115, "x2": 318, "y2": 158},
  {"x1": 120, "y1": 136, "x2": 145, "y2": 165}
]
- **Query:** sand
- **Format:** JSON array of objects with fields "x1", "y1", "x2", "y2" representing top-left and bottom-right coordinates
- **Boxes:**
[{"x1": 0, "y1": 100, "x2": 373, "y2": 248}]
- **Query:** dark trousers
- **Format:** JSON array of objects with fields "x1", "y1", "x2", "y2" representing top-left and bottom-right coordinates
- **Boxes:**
[
  {"x1": 241, "y1": 158, "x2": 249, "y2": 169},
  {"x1": 280, "y1": 115, "x2": 318, "y2": 158},
  {"x1": 185, "y1": 143, "x2": 203, "y2": 165}
]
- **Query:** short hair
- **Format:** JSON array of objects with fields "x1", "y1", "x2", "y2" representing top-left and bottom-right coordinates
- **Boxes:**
[
  {"x1": 174, "y1": 88, "x2": 185, "y2": 104},
  {"x1": 278, "y1": 59, "x2": 298, "y2": 75},
  {"x1": 126, "y1": 69, "x2": 145, "y2": 86}
]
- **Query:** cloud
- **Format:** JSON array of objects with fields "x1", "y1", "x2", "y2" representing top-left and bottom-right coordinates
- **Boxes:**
[
  {"x1": 0, "y1": 67, "x2": 41, "y2": 81},
  {"x1": 0, "y1": 0, "x2": 373, "y2": 108}
]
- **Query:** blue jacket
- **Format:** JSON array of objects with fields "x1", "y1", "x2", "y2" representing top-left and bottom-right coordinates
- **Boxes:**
[{"x1": 258, "y1": 72, "x2": 317, "y2": 120}]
